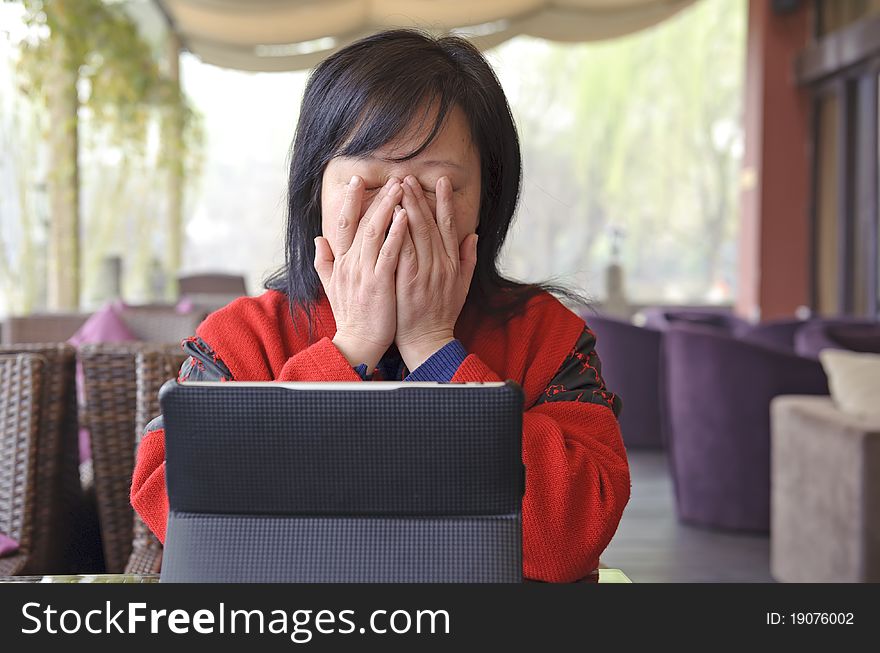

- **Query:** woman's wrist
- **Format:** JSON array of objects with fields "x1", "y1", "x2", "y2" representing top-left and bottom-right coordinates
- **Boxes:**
[
  {"x1": 398, "y1": 334, "x2": 456, "y2": 373},
  {"x1": 331, "y1": 334, "x2": 387, "y2": 373}
]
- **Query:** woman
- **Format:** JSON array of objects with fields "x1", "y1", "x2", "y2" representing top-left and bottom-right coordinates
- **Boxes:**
[{"x1": 131, "y1": 29, "x2": 630, "y2": 583}]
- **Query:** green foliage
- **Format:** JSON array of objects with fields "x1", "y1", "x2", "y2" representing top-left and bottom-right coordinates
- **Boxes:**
[
  {"x1": 496, "y1": 0, "x2": 745, "y2": 303},
  {"x1": 2, "y1": 0, "x2": 203, "y2": 310},
  {"x1": 15, "y1": 0, "x2": 200, "y2": 154}
]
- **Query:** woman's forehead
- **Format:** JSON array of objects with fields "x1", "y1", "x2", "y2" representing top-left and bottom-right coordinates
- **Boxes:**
[{"x1": 344, "y1": 105, "x2": 478, "y2": 168}]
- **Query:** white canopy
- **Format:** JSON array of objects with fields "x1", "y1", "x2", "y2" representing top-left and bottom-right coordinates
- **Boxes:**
[{"x1": 155, "y1": 0, "x2": 698, "y2": 71}]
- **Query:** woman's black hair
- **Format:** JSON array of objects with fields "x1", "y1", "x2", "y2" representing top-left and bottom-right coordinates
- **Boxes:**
[{"x1": 265, "y1": 28, "x2": 591, "y2": 342}]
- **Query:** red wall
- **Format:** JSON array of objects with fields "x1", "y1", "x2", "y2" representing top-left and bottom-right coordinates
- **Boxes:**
[{"x1": 736, "y1": 0, "x2": 811, "y2": 320}]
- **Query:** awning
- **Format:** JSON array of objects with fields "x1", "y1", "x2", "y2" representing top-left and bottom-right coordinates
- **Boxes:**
[{"x1": 155, "y1": 0, "x2": 698, "y2": 72}]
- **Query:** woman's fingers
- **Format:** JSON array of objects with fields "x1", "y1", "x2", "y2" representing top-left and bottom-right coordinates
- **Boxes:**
[
  {"x1": 398, "y1": 211, "x2": 418, "y2": 276},
  {"x1": 405, "y1": 175, "x2": 435, "y2": 227},
  {"x1": 434, "y1": 176, "x2": 460, "y2": 263},
  {"x1": 400, "y1": 176, "x2": 436, "y2": 269},
  {"x1": 356, "y1": 180, "x2": 402, "y2": 264},
  {"x1": 361, "y1": 176, "x2": 400, "y2": 224},
  {"x1": 334, "y1": 176, "x2": 364, "y2": 256},
  {"x1": 313, "y1": 235, "x2": 334, "y2": 289},
  {"x1": 348, "y1": 177, "x2": 397, "y2": 255},
  {"x1": 458, "y1": 232, "x2": 479, "y2": 283},
  {"x1": 374, "y1": 208, "x2": 408, "y2": 278}
]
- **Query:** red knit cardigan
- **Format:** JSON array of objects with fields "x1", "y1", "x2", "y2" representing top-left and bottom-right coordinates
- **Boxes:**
[{"x1": 131, "y1": 288, "x2": 630, "y2": 582}]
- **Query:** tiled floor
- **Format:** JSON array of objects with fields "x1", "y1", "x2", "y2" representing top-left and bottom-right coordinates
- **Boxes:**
[{"x1": 599, "y1": 450, "x2": 774, "y2": 583}]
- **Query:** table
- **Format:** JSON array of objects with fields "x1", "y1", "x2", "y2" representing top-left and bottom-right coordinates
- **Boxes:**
[{"x1": 0, "y1": 569, "x2": 632, "y2": 583}]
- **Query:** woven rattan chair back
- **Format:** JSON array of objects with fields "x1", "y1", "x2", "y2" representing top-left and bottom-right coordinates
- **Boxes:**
[
  {"x1": 1, "y1": 314, "x2": 89, "y2": 345},
  {"x1": 125, "y1": 347, "x2": 187, "y2": 573},
  {"x1": 0, "y1": 344, "x2": 80, "y2": 574},
  {"x1": 118, "y1": 306, "x2": 204, "y2": 344},
  {"x1": 79, "y1": 343, "x2": 147, "y2": 572},
  {"x1": 177, "y1": 273, "x2": 246, "y2": 296},
  {"x1": 79, "y1": 342, "x2": 186, "y2": 572},
  {"x1": 0, "y1": 353, "x2": 44, "y2": 575}
]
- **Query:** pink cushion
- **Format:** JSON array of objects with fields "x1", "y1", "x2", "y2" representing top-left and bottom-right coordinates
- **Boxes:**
[
  {"x1": 0, "y1": 532, "x2": 19, "y2": 557},
  {"x1": 78, "y1": 426, "x2": 91, "y2": 465},
  {"x1": 68, "y1": 300, "x2": 137, "y2": 347},
  {"x1": 175, "y1": 297, "x2": 195, "y2": 314},
  {"x1": 68, "y1": 301, "x2": 138, "y2": 463}
]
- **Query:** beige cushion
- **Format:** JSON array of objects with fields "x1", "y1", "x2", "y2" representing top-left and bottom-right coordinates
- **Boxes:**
[{"x1": 819, "y1": 349, "x2": 880, "y2": 420}]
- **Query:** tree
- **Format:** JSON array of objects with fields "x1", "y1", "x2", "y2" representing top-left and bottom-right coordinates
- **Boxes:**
[
  {"x1": 4, "y1": 0, "x2": 201, "y2": 311},
  {"x1": 492, "y1": 0, "x2": 745, "y2": 304}
]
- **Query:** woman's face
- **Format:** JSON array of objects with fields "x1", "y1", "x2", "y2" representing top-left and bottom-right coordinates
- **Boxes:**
[{"x1": 321, "y1": 104, "x2": 481, "y2": 257}]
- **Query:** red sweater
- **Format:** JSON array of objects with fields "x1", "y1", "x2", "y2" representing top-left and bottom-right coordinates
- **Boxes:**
[{"x1": 131, "y1": 288, "x2": 630, "y2": 582}]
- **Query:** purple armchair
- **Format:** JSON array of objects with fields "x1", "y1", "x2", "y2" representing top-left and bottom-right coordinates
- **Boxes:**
[
  {"x1": 737, "y1": 318, "x2": 807, "y2": 352},
  {"x1": 794, "y1": 321, "x2": 880, "y2": 359},
  {"x1": 639, "y1": 306, "x2": 749, "y2": 336},
  {"x1": 586, "y1": 314, "x2": 664, "y2": 449},
  {"x1": 737, "y1": 317, "x2": 879, "y2": 355},
  {"x1": 663, "y1": 324, "x2": 829, "y2": 532}
]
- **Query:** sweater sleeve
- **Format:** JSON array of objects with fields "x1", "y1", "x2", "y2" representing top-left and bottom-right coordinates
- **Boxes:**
[
  {"x1": 403, "y1": 339, "x2": 468, "y2": 383},
  {"x1": 131, "y1": 418, "x2": 170, "y2": 543},
  {"x1": 130, "y1": 335, "x2": 366, "y2": 544},
  {"x1": 277, "y1": 336, "x2": 366, "y2": 382},
  {"x1": 450, "y1": 324, "x2": 630, "y2": 582}
]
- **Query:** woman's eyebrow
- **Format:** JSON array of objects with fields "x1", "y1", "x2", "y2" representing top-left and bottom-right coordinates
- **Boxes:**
[
  {"x1": 418, "y1": 159, "x2": 464, "y2": 170},
  {"x1": 357, "y1": 154, "x2": 463, "y2": 170}
]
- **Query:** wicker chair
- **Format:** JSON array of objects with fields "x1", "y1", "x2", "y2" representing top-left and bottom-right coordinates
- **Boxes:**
[
  {"x1": 79, "y1": 342, "x2": 186, "y2": 573},
  {"x1": 125, "y1": 347, "x2": 187, "y2": 573},
  {"x1": 177, "y1": 273, "x2": 247, "y2": 296},
  {"x1": 0, "y1": 353, "x2": 44, "y2": 575},
  {"x1": 0, "y1": 344, "x2": 81, "y2": 574},
  {"x1": 1, "y1": 313, "x2": 90, "y2": 345},
  {"x1": 2, "y1": 306, "x2": 205, "y2": 348},
  {"x1": 118, "y1": 305, "x2": 206, "y2": 344}
]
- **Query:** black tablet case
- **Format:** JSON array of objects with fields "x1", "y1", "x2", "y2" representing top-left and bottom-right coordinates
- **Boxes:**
[{"x1": 158, "y1": 380, "x2": 525, "y2": 582}]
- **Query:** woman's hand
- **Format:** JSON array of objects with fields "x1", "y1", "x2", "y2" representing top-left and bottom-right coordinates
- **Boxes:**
[
  {"x1": 394, "y1": 175, "x2": 479, "y2": 372},
  {"x1": 314, "y1": 175, "x2": 408, "y2": 372}
]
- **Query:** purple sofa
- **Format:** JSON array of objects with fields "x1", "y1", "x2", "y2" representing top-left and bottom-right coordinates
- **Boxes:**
[
  {"x1": 585, "y1": 314, "x2": 664, "y2": 449},
  {"x1": 663, "y1": 324, "x2": 829, "y2": 532}
]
